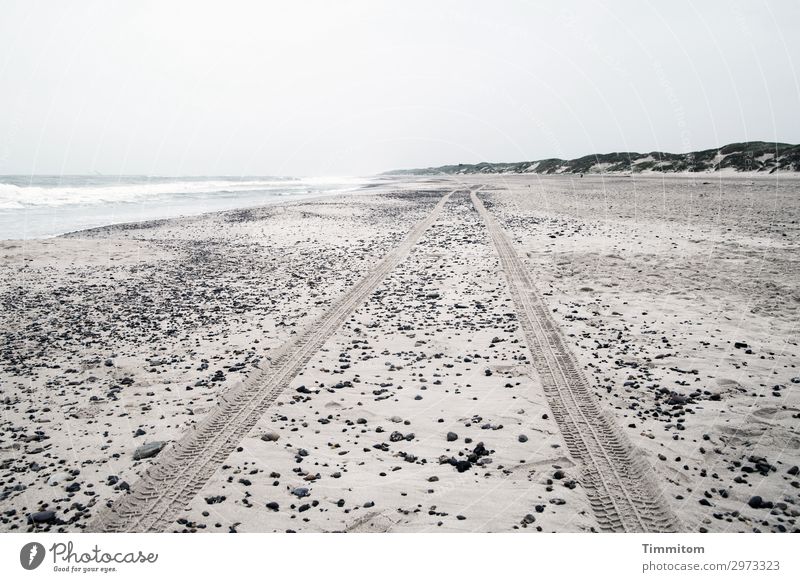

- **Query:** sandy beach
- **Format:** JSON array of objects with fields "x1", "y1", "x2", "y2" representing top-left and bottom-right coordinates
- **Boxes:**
[{"x1": 1, "y1": 175, "x2": 798, "y2": 533}]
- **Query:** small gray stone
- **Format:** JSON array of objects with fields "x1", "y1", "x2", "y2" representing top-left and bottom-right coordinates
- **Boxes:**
[
  {"x1": 47, "y1": 472, "x2": 70, "y2": 486},
  {"x1": 261, "y1": 430, "x2": 280, "y2": 442},
  {"x1": 133, "y1": 441, "x2": 166, "y2": 460},
  {"x1": 292, "y1": 487, "x2": 310, "y2": 498},
  {"x1": 28, "y1": 511, "x2": 56, "y2": 524}
]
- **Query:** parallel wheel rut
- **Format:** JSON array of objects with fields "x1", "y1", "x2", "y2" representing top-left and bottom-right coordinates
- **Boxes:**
[
  {"x1": 89, "y1": 190, "x2": 456, "y2": 533},
  {"x1": 470, "y1": 188, "x2": 681, "y2": 533}
]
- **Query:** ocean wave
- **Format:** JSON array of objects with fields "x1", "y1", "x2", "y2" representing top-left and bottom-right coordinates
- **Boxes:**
[{"x1": 0, "y1": 178, "x2": 320, "y2": 210}]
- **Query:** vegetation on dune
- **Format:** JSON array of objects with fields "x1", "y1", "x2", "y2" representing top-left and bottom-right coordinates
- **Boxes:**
[{"x1": 387, "y1": 141, "x2": 800, "y2": 175}]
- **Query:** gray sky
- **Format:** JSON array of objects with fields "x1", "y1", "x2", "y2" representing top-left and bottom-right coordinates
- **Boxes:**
[{"x1": 1, "y1": 0, "x2": 798, "y2": 176}]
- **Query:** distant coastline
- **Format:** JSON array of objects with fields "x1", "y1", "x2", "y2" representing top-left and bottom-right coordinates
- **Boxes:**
[{"x1": 387, "y1": 141, "x2": 800, "y2": 176}]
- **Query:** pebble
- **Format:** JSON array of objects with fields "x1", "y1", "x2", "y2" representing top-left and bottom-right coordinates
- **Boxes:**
[
  {"x1": 47, "y1": 472, "x2": 70, "y2": 485},
  {"x1": 28, "y1": 511, "x2": 56, "y2": 524},
  {"x1": 261, "y1": 431, "x2": 280, "y2": 442},
  {"x1": 133, "y1": 441, "x2": 166, "y2": 460}
]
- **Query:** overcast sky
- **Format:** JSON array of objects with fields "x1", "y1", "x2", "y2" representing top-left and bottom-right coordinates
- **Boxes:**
[{"x1": 0, "y1": 0, "x2": 798, "y2": 176}]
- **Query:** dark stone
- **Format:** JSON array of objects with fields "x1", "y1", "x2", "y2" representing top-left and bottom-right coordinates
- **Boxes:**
[
  {"x1": 455, "y1": 460, "x2": 472, "y2": 473},
  {"x1": 446, "y1": 432, "x2": 458, "y2": 442},
  {"x1": 472, "y1": 442, "x2": 489, "y2": 458},
  {"x1": 28, "y1": 511, "x2": 56, "y2": 524},
  {"x1": 667, "y1": 393, "x2": 688, "y2": 405}
]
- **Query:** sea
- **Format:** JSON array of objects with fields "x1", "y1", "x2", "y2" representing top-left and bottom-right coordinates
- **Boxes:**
[{"x1": 0, "y1": 175, "x2": 367, "y2": 239}]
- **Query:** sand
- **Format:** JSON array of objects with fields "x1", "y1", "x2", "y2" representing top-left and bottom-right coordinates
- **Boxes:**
[{"x1": 1, "y1": 174, "x2": 797, "y2": 533}]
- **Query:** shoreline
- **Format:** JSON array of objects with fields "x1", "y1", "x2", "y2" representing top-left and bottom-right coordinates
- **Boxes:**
[
  {"x1": 0, "y1": 177, "x2": 379, "y2": 242},
  {"x1": 7, "y1": 171, "x2": 799, "y2": 243},
  {"x1": 54, "y1": 188, "x2": 369, "y2": 241}
]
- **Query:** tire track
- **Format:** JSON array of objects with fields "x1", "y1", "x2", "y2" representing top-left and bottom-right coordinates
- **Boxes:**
[
  {"x1": 90, "y1": 190, "x2": 455, "y2": 532},
  {"x1": 470, "y1": 188, "x2": 681, "y2": 533}
]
